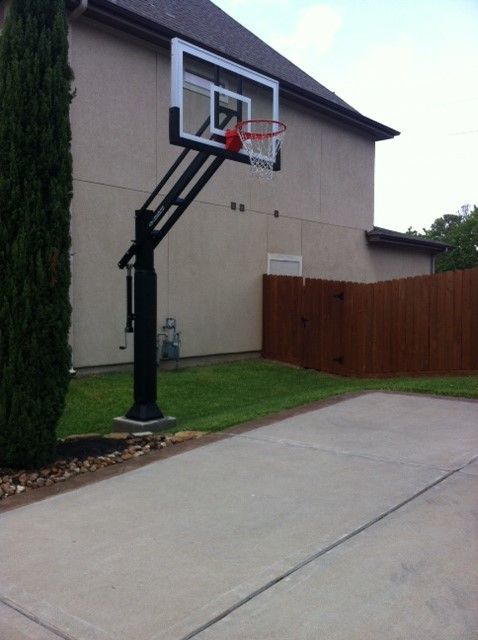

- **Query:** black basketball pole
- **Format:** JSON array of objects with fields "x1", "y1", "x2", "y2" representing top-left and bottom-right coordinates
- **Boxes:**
[
  {"x1": 118, "y1": 114, "x2": 232, "y2": 426},
  {"x1": 125, "y1": 209, "x2": 163, "y2": 422}
]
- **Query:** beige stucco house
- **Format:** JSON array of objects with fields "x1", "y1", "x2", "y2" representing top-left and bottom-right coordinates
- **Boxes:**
[{"x1": 2, "y1": 0, "x2": 449, "y2": 369}]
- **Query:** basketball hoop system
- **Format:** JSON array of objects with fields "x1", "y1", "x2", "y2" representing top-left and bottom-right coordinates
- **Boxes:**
[
  {"x1": 235, "y1": 119, "x2": 286, "y2": 180},
  {"x1": 116, "y1": 39, "x2": 288, "y2": 429}
]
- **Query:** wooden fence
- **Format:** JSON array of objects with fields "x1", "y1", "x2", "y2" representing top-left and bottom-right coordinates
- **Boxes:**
[{"x1": 262, "y1": 268, "x2": 478, "y2": 376}]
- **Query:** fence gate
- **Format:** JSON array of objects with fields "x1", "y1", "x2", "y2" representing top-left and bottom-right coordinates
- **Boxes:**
[
  {"x1": 263, "y1": 275, "x2": 347, "y2": 373},
  {"x1": 302, "y1": 279, "x2": 347, "y2": 374},
  {"x1": 262, "y1": 275, "x2": 304, "y2": 366}
]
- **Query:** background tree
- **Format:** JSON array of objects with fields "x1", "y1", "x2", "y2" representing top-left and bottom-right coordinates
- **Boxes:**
[
  {"x1": 407, "y1": 204, "x2": 478, "y2": 272},
  {"x1": 0, "y1": 0, "x2": 74, "y2": 467}
]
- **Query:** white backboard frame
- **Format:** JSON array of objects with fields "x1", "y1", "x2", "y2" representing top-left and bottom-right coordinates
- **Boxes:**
[{"x1": 171, "y1": 37, "x2": 280, "y2": 159}]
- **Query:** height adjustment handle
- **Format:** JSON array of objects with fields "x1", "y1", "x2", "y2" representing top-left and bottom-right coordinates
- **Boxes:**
[{"x1": 119, "y1": 265, "x2": 134, "y2": 350}]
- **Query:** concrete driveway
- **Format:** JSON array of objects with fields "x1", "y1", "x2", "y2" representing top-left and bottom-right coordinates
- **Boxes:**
[{"x1": 1, "y1": 392, "x2": 477, "y2": 640}]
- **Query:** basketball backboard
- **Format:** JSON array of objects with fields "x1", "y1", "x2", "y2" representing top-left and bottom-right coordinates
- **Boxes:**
[{"x1": 170, "y1": 38, "x2": 281, "y2": 170}]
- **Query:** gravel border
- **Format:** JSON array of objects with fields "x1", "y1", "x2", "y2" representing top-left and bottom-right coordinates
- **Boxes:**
[{"x1": 0, "y1": 430, "x2": 204, "y2": 503}]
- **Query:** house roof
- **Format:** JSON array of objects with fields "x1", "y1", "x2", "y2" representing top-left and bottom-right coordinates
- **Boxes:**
[
  {"x1": 366, "y1": 227, "x2": 453, "y2": 254},
  {"x1": 70, "y1": 0, "x2": 400, "y2": 141}
]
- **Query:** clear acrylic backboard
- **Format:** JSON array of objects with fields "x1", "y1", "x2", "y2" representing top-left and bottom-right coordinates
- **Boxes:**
[{"x1": 169, "y1": 38, "x2": 281, "y2": 171}]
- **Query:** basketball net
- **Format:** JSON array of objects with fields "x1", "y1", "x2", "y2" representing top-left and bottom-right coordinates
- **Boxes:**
[{"x1": 236, "y1": 120, "x2": 286, "y2": 181}]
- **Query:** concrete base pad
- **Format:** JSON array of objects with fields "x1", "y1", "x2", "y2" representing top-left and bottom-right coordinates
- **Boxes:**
[{"x1": 112, "y1": 415, "x2": 176, "y2": 433}]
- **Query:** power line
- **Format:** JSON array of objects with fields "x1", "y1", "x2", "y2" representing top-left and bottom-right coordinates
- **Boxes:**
[{"x1": 450, "y1": 129, "x2": 478, "y2": 136}]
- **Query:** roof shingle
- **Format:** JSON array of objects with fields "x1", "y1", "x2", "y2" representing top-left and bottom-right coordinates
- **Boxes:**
[
  {"x1": 99, "y1": 0, "x2": 357, "y2": 111},
  {"x1": 82, "y1": 0, "x2": 398, "y2": 138}
]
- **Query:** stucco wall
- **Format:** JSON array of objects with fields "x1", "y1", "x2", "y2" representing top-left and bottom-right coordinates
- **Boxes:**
[{"x1": 68, "y1": 19, "x2": 431, "y2": 367}]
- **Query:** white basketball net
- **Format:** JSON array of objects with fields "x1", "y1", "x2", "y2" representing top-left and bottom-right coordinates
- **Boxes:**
[{"x1": 236, "y1": 120, "x2": 286, "y2": 181}]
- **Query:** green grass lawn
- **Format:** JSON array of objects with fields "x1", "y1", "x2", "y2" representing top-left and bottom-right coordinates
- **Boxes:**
[{"x1": 58, "y1": 360, "x2": 478, "y2": 438}]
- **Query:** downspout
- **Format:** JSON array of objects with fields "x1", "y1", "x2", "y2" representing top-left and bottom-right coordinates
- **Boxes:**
[{"x1": 70, "y1": 0, "x2": 88, "y2": 20}]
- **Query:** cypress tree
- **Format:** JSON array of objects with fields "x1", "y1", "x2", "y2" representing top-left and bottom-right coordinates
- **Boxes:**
[{"x1": 0, "y1": 0, "x2": 74, "y2": 468}]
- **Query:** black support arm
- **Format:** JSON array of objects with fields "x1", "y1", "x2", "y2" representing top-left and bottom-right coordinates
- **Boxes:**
[
  {"x1": 152, "y1": 156, "x2": 224, "y2": 248},
  {"x1": 118, "y1": 113, "x2": 234, "y2": 270},
  {"x1": 118, "y1": 151, "x2": 211, "y2": 269}
]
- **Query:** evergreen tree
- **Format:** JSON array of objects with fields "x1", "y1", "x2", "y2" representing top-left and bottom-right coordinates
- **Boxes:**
[{"x1": 0, "y1": 0, "x2": 74, "y2": 467}]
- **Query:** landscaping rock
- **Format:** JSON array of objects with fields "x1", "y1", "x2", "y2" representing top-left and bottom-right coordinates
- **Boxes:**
[
  {"x1": 0, "y1": 429, "x2": 208, "y2": 502},
  {"x1": 170, "y1": 430, "x2": 204, "y2": 444},
  {"x1": 105, "y1": 432, "x2": 130, "y2": 440},
  {"x1": 1, "y1": 483, "x2": 15, "y2": 496}
]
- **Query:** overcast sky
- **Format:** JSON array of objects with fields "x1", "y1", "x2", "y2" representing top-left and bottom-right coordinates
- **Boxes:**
[{"x1": 213, "y1": 0, "x2": 478, "y2": 232}]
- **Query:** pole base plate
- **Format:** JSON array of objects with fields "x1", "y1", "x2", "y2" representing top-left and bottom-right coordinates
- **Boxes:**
[{"x1": 112, "y1": 415, "x2": 177, "y2": 433}]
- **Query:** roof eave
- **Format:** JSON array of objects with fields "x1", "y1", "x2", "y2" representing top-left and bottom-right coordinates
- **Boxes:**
[
  {"x1": 68, "y1": 0, "x2": 173, "y2": 46},
  {"x1": 366, "y1": 230, "x2": 453, "y2": 255},
  {"x1": 280, "y1": 83, "x2": 399, "y2": 140},
  {"x1": 69, "y1": 0, "x2": 399, "y2": 142}
]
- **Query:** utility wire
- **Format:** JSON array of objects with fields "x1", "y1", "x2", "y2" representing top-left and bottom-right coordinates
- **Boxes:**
[{"x1": 449, "y1": 129, "x2": 478, "y2": 136}]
